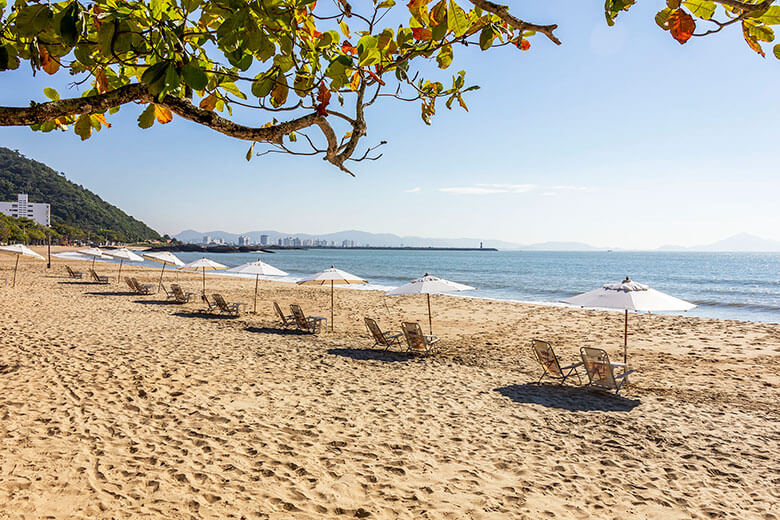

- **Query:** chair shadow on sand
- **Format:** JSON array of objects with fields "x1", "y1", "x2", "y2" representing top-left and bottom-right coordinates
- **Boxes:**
[
  {"x1": 327, "y1": 347, "x2": 412, "y2": 363},
  {"x1": 495, "y1": 383, "x2": 641, "y2": 413},
  {"x1": 86, "y1": 291, "x2": 136, "y2": 297},
  {"x1": 245, "y1": 326, "x2": 311, "y2": 336},
  {"x1": 172, "y1": 311, "x2": 240, "y2": 320}
]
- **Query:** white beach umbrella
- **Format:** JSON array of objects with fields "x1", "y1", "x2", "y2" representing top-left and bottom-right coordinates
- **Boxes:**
[
  {"x1": 383, "y1": 274, "x2": 475, "y2": 334},
  {"x1": 142, "y1": 251, "x2": 185, "y2": 291},
  {"x1": 104, "y1": 248, "x2": 144, "y2": 284},
  {"x1": 78, "y1": 247, "x2": 108, "y2": 268},
  {"x1": 226, "y1": 259, "x2": 288, "y2": 313},
  {"x1": 561, "y1": 277, "x2": 695, "y2": 365},
  {"x1": 0, "y1": 244, "x2": 45, "y2": 287},
  {"x1": 179, "y1": 257, "x2": 228, "y2": 295},
  {"x1": 297, "y1": 266, "x2": 367, "y2": 331}
]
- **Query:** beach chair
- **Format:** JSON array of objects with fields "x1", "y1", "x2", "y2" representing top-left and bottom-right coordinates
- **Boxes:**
[
  {"x1": 580, "y1": 347, "x2": 635, "y2": 395},
  {"x1": 89, "y1": 268, "x2": 109, "y2": 284},
  {"x1": 212, "y1": 293, "x2": 247, "y2": 316},
  {"x1": 290, "y1": 304, "x2": 326, "y2": 334},
  {"x1": 365, "y1": 317, "x2": 403, "y2": 351},
  {"x1": 274, "y1": 302, "x2": 295, "y2": 328},
  {"x1": 128, "y1": 277, "x2": 156, "y2": 295},
  {"x1": 65, "y1": 265, "x2": 83, "y2": 279},
  {"x1": 531, "y1": 339, "x2": 582, "y2": 385},
  {"x1": 401, "y1": 322, "x2": 439, "y2": 356},
  {"x1": 170, "y1": 284, "x2": 195, "y2": 303},
  {"x1": 200, "y1": 294, "x2": 217, "y2": 314}
]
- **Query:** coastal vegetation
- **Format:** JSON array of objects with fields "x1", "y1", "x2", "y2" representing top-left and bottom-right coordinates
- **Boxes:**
[
  {"x1": 0, "y1": 147, "x2": 161, "y2": 243},
  {"x1": 0, "y1": 1, "x2": 778, "y2": 174}
]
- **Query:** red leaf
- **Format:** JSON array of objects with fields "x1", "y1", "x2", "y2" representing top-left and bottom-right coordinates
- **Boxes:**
[
  {"x1": 316, "y1": 80, "x2": 331, "y2": 115},
  {"x1": 668, "y1": 8, "x2": 695, "y2": 44},
  {"x1": 39, "y1": 45, "x2": 59, "y2": 75},
  {"x1": 515, "y1": 38, "x2": 531, "y2": 51},
  {"x1": 411, "y1": 27, "x2": 432, "y2": 41},
  {"x1": 341, "y1": 41, "x2": 357, "y2": 55},
  {"x1": 95, "y1": 68, "x2": 109, "y2": 94}
]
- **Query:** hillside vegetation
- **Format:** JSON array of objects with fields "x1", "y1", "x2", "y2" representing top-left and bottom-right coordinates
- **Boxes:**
[{"x1": 0, "y1": 147, "x2": 159, "y2": 243}]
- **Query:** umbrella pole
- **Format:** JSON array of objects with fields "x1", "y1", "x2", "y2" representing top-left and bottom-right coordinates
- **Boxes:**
[
  {"x1": 117, "y1": 259, "x2": 123, "y2": 284},
  {"x1": 330, "y1": 280, "x2": 334, "y2": 332},
  {"x1": 202, "y1": 268, "x2": 206, "y2": 296},
  {"x1": 427, "y1": 293, "x2": 433, "y2": 335},
  {"x1": 92, "y1": 256, "x2": 96, "y2": 268},
  {"x1": 158, "y1": 263, "x2": 166, "y2": 292},
  {"x1": 254, "y1": 274, "x2": 259, "y2": 314},
  {"x1": 624, "y1": 309, "x2": 628, "y2": 365},
  {"x1": 12, "y1": 255, "x2": 19, "y2": 288}
]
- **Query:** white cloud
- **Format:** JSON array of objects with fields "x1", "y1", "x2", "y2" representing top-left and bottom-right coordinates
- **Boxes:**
[
  {"x1": 438, "y1": 183, "x2": 589, "y2": 195},
  {"x1": 439, "y1": 187, "x2": 508, "y2": 195},
  {"x1": 405, "y1": 187, "x2": 421, "y2": 193}
]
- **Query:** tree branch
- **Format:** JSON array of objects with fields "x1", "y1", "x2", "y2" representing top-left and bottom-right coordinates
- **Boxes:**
[
  {"x1": 711, "y1": 0, "x2": 773, "y2": 12},
  {"x1": 467, "y1": 0, "x2": 561, "y2": 45}
]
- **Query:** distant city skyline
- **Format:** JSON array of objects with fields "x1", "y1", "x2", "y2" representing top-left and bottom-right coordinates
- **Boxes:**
[{"x1": 2, "y1": 1, "x2": 779, "y2": 249}]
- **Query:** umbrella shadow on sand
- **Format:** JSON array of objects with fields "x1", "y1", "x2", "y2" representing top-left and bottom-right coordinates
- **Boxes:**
[
  {"x1": 327, "y1": 348, "x2": 412, "y2": 363},
  {"x1": 172, "y1": 311, "x2": 240, "y2": 320},
  {"x1": 86, "y1": 291, "x2": 136, "y2": 296},
  {"x1": 495, "y1": 384, "x2": 640, "y2": 412},
  {"x1": 245, "y1": 326, "x2": 311, "y2": 336}
]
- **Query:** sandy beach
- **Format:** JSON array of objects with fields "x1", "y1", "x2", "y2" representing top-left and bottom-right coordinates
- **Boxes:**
[{"x1": 1, "y1": 249, "x2": 778, "y2": 519}]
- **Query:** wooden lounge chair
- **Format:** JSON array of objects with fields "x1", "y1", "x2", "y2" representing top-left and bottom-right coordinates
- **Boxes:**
[
  {"x1": 128, "y1": 277, "x2": 155, "y2": 295},
  {"x1": 89, "y1": 268, "x2": 109, "y2": 284},
  {"x1": 401, "y1": 321, "x2": 439, "y2": 356},
  {"x1": 580, "y1": 347, "x2": 635, "y2": 395},
  {"x1": 531, "y1": 339, "x2": 582, "y2": 385},
  {"x1": 365, "y1": 317, "x2": 402, "y2": 351},
  {"x1": 170, "y1": 284, "x2": 195, "y2": 303},
  {"x1": 274, "y1": 302, "x2": 295, "y2": 328},
  {"x1": 200, "y1": 294, "x2": 217, "y2": 314},
  {"x1": 212, "y1": 293, "x2": 247, "y2": 316},
  {"x1": 65, "y1": 265, "x2": 83, "y2": 279},
  {"x1": 290, "y1": 304, "x2": 326, "y2": 334}
]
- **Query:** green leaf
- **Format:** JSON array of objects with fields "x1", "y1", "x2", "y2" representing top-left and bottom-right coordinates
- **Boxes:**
[
  {"x1": 181, "y1": 63, "x2": 208, "y2": 90},
  {"x1": 164, "y1": 64, "x2": 180, "y2": 92},
  {"x1": 74, "y1": 114, "x2": 92, "y2": 140},
  {"x1": 251, "y1": 74, "x2": 275, "y2": 98},
  {"x1": 220, "y1": 81, "x2": 247, "y2": 100},
  {"x1": 358, "y1": 47, "x2": 380, "y2": 67},
  {"x1": 682, "y1": 0, "x2": 716, "y2": 20},
  {"x1": 137, "y1": 104, "x2": 156, "y2": 129},
  {"x1": 43, "y1": 88, "x2": 60, "y2": 101},
  {"x1": 774, "y1": 43, "x2": 780, "y2": 59},
  {"x1": 479, "y1": 26, "x2": 495, "y2": 50},
  {"x1": 447, "y1": 0, "x2": 469, "y2": 37},
  {"x1": 97, "y1": 22, "x2": 116, "y2": 55},
  {"x1": 436, "y1": 44, "x2": 453, "y2": 69},
  {"x1": 655, "y1": 8, "x2": 672, "y2": 29},
  {"x1": 59, "y1": 2, "x2": 80, "y2": 46},
  {"x1": 150, "y1": 0, "x2": 173, "y2": 19},
  {"x1": 141, "y1": 62, "x2": 168, "y2": 95},
  {"x1": 0, "y1": 46, "x2": 8, "y2": 71},
  {"x1": 15, "y1": 5, "x2": 52, "y2": 37},
  {"x1": 744, "y1": 20, "x2": 774, "y2": 42},
  {"x1": 377, "y1": 0, "x2": 395, "y2": 7},
  {"x1": 758, "y1": 6, "x2": 780, "y2": 25}
]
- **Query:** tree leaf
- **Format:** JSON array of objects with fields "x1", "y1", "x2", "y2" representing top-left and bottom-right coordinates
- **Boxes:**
[
  {"x1": 138, "y1": 104, "x2": 156, "y2": 129},
  {"x1": 775, "y1": 43, "x2": 780, "y2": 59},
  {"x1": 199, "y1": 94, "x2": 217, "y2": 111},
  {"x1": 759, "y1": 6, "x2": 780, "y2": 25},
  {"x1": 270, "y1": 76, "x2": 289, "y2": 107},
  {"x1": 38, "y1": 45, "x2": 59, "y2": 75},
  {"x1": 141, "y1": 62, "x2": 169, "y2": 95},
  {"x1": 316, "y1": 80, "x2": 331, "y2": 115},
  {"x1": 447, "y1": 0, "x2": 469, "y2": 37},
  {"x1": 655, "y1": 8, "x2": 673, "y2": 30},
  {"x1": 742, "y1": 22, "x2": 766, "y2": 56},
  {"x1": 479, "y1": 26, "x2": 495, "y2": 50},
  {"x1": 181, "y1": 63, "x2": 208, "y2": 90},
  {"x1": 95, "y1": 68, "x2": 109, "y2": 94},
  {"x1": 436, "y1": 44, "x2": 453, "y2": 69},
  {"x1": 246, "y1": 142, "x2": 255, "y2": 161},
  {"x1": 74, "y1": 113, "x2": 92, "y2": 140},
  {"x1": 43, "y1": 88, "x2": 60, "y2": 101},
  {"x1": 411, "y1": 27, "x2": 432, "y2": 41},
  {"x1": 59, "y1": 2, "x2": 80, "y2": 46},
  {"x1": 668, "y1": 8, "x2": 695, "y2": 44},
  {"x1": 682, "y1": 0, "x2": 716, "y2": 20},
  {"x1": 153, "y1": 104, "x2": 173, "y2": 124}
]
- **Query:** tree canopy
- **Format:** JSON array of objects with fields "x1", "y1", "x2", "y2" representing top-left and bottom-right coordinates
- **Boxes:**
[{"x1": 0, "y1": 0, "x2": 778, "y2": 174}]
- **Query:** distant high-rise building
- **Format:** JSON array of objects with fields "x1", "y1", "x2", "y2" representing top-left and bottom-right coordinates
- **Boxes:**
[
  {"x1": 202, "y1": 235, "x2": 211, "y2": 244},
  {"x1": 238, "y1": 235, "x2": 251, "y2": 246},
  {"x1": 0, "y1": 193, "x2": 50, "y2": 226},
  {"x1": 277, "y1": 238, "x2": 283, "y2": 246},
  {"x1": 260, "y1": 234, "x2": 269, "y2": 245}
]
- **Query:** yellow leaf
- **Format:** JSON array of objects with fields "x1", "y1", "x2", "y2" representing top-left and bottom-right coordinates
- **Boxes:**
[
  {"x1": 199, "y1": 94, "x2": 217, "y2": 111},
  {"x1": 153, "y1": 104, "x2": 173, "y2": 124},
  {"x1": 349, "y1": 71, "x2": 360, "y2": 91},
  {"x1": 92, "y1": 113, "x2": 111, "y2": 128}
]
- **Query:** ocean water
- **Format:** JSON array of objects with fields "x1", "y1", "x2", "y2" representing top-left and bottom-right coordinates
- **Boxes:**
[{"x1": 64, "y1": 250, "x2": 780, "y2": 323}]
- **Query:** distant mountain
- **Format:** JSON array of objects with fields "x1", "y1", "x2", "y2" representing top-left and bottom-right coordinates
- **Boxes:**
[
  {"x1": 658, "y1": 233, "x2": 780, "y2": 252},
  {"x1": 0, "y1": 147, "x2": 160, "y2": 242}
]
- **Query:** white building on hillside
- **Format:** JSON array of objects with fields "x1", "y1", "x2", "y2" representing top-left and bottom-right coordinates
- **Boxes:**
[{"x1": 0, "y1": 193, "x2": 50, "y2": 226}]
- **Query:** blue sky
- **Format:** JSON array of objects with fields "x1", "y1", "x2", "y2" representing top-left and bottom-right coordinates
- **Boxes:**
[{"x1": 2, "y1": 1, "x2": 779, "y2": 249}]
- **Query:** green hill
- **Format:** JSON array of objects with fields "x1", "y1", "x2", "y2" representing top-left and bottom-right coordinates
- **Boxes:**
[{"x1": 0, "y1": 147, "x2": 160, "y2": 243}]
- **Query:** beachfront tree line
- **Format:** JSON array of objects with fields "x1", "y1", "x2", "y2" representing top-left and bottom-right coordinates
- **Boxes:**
[{"x1": 0, "y1": 0, "x2": 777, "y2": 174}]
